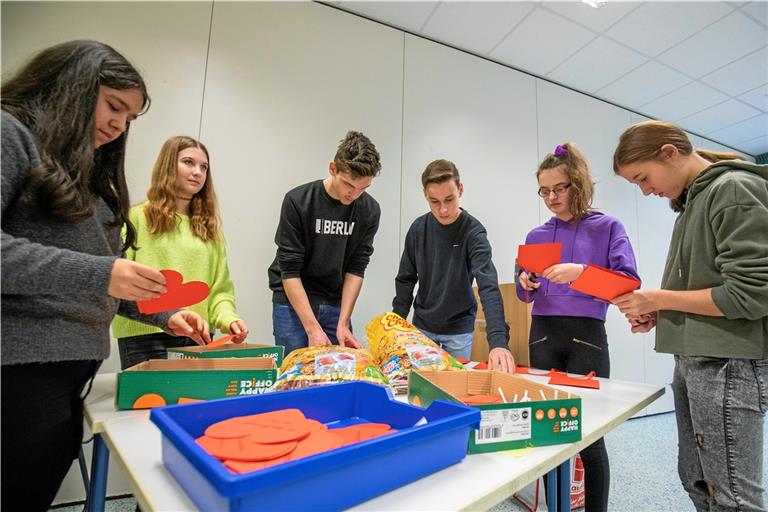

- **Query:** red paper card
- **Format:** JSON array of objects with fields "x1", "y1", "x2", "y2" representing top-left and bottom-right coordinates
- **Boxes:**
[
  {"x1": 205, "y1": 335, "x2": 236, "y2": 350},
  {"x1": 548, "y1": 370, "x2": 600, "y2": 389},
  {"x1": 137, "y1": 269, "x2": 210, "y2": 314},
  {"x1": 568, "y1": 264, "x2": 640, "y2": 301},
  {"x1": 517, "y1": 242, "x2": 562, "y2": 274}
]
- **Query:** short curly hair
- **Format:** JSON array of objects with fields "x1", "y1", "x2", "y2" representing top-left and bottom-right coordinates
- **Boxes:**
[{"x1": 334, "y1": 131, "x2": 381, "y2": 178}]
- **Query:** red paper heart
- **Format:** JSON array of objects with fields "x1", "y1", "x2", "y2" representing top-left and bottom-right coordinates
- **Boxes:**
[{"x1": 137, "y1": 270, "x2": 210, "y2": 314}]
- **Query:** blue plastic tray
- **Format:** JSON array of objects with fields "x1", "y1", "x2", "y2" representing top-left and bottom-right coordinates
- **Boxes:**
[{"x1": 150, "y1": 381, "x2": 480, "y2": 511}]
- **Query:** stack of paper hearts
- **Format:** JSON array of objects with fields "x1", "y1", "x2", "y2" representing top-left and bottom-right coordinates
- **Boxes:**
[{"x1": 196, "y1": 408, "x2": 396, "y2": 474}]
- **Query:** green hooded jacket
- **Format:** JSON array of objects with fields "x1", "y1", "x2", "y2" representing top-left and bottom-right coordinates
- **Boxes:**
[{"x1": 656, "y1": 160, "x2": 768, "y2": 359}]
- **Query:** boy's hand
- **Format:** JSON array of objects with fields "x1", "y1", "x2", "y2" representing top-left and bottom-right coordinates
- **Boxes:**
[
  {"x1": 488, "y1": 347, "x2": 516, "y2": 374},
  {"x1": 307, "y1": 325, "x2": 332, "y2": 347},
  {"x1": 337, "y1": 324, "x2": 362, "y2": 349}
]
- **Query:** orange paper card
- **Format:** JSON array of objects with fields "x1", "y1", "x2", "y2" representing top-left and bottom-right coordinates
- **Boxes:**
[
  {"x1": 137, "y1": 269, "x2": 210, "y2": 314},
  {"x1": 517, "y1": 242, "x2": 562, "y2": 274},
  {"x1": 205, "y1": 335, "x2": 236, "y2": 349},
  {"x1": 568, "y1": 264, "x2": 640, "y2": 301}
]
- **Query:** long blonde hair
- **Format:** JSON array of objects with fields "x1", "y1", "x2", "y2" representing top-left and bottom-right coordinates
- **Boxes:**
[
  {"x1": 144, "y1": 136, "x2": 221, "y2": 241},
  {"x1": 537, "y1": 142, "x2": 595, "y2": 222},
  {"x1": 613, "y1": 120, "x2": 743, "y2": 211}
]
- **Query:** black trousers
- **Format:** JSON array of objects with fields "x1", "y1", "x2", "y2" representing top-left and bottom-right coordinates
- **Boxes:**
[
  {"x1": 529, "y1": 315, "x2": 610, "y2": 512},
  {"x1": 2, "y1": 360, "x2": 99, "y2": 512},
  {"x1": 117, "y1": 332, "x2": 199, "y2": 370}
]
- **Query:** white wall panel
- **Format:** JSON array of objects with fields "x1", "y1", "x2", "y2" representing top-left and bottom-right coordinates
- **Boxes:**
[
  {"x1": 200, "y1": 2, "x2": 404, "y2": 342},
  {"x1": 401, "y1": 35, "x2": 539, "y2": 292}
]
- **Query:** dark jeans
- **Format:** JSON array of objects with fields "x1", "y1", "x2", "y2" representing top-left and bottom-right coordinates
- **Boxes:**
[
  {"x1": 117, "y1": 332, "x2": 199, "y2": 370},
  {"x1": 2, "y1": 360, "x2": 100, "y2": 512},
  {"x1": 529, "y1": 315, "x2": 610, "y2": 512},
  {"x1": 272, "y1": 302, "x2": 343, "y2": 357}
]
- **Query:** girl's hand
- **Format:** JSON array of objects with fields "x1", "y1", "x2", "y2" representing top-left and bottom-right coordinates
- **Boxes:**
[
  {"x1": 168, "y1": 311, "x2": 210, "y2": 346},
  {"x1": 229, "y1": 320, "x2": 249, "y2": 343},
  {"x1": 613, "y1": 290, "x2": 659, "y2": 317},
  {"x1": 518, "y1": 271, "x2": 541, "y2": 292},
  {"x1": 628, "y1": 312, "x2": 657, "y2": 333},
  {"x1": 541, "y1": 263, "x2": 584, "y2": 284},
  {"x1": 108, "y1": 259, "x2": 167, "y2": 300}
]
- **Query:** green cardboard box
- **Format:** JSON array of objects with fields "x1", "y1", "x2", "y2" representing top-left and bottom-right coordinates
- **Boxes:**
[
  {"x1": 167, "y1": 342, "x2": 284, "y2": 367},
  {"x1": 408, "y1": 370, "x2": 582, "y2": 453},
  {"x1": 116, "y1": 358, "x2": 278, "y2": 410}
]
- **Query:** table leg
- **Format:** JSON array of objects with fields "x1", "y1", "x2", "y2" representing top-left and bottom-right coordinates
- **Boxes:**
[
  {"x1": 87, "y1": 434, "x2": 110, "y2": 512},
  {"x1": 545, "y1": 468, "x2": 558, "y2": 511},
  {"x1": 557, "y1": 458, "x2": 571, "y2": 512}
]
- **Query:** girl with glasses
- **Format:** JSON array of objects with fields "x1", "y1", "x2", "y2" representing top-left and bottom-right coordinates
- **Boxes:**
[
  {"x1": 516, "y1": 142, "x2": 640, "y2": 512},
  {"x1": 613, "y1": 120, "x2": 767, "y2": 512}
]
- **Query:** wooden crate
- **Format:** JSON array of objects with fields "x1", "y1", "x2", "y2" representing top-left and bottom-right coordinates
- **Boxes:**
[{"x1": 471, "y1": 283, "x2": 531, "y2": 366}]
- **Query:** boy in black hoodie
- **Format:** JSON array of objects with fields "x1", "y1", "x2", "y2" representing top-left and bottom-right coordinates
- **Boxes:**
[{"x1": 268, "y1": 131, "x2": 381, "y2": 356}]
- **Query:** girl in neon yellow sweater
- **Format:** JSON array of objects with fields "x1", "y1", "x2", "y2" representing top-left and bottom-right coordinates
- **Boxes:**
[{"x1": 112, "y1": 136, "x2": 248, "y2": 368}]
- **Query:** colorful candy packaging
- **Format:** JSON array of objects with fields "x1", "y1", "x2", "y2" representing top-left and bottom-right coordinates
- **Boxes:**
[
  {"x1": 272, "y1": 345, "x2": 388, "y2": 391},
  {"x1": 366, "y1": 312, "x2": 464, "y2": 393}
]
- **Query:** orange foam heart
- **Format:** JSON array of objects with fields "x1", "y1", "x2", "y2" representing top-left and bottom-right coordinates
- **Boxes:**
[{"x1": 137, "y1": 269, "x2": 210, "y2": 314}]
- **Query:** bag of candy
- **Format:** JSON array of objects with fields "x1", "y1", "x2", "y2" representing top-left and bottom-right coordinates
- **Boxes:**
[
  {"x1": 271, "y1": 345, "x2": 389, "y2": 391},
  {"x1": 365, "y1": 312, "x2": 464, "y2": 393}
]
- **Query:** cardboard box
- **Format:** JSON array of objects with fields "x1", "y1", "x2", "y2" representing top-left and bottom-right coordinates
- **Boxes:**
[
  {"x1": 472, "y1": 283, "x2": 532, "y2": 366},
  {"x1": 116, "y1": 358, "x2": 278, "y2": 410},
  {"x1": 167, "y1": 343, "x2": 284, "y2": 367},
  {"x1": 408, "y1": 370, "x2": 581, "y2": 453}
]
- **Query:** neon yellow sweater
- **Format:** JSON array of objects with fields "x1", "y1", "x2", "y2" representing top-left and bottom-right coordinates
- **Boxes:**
[{"x1": 111, "y1": 202, "x2": 240, "y2": 338}]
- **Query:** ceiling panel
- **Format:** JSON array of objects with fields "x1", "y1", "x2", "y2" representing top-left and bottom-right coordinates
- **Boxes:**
[
  {"x1": 547, "y1": 36, "x2": 647, "y2": 93},
  {"x1": 738, "y1": 134, "x2": 768, "y2": 155},
  {"x1": 700, "y1": 47, "x2": 768, "y2": 96},
  {"x1": 538, "y1": 1, "x2": 641, "y2": 32},
  {"x1": 740, "y1": 1, "x2": 768, "y2": 26},
  {"x1": 421, "y1": 2, "x2": 535, "y2": 55},
  {"x1": 606, "y1": 2, "x2": 734, "y2": 57},
  {"x1": 641, "y1": 81, "x2": 729, "y2": 120},
  {"x1": 596, "y1": 61, "x2": 691, "y2": 107},
  {"x1": 489, "y1": 7, "x2": 595, "y2": 77},
  {"x1": 330, "y1": 1, "x2": 768, "y2": 155},
  {"x1": 335, "y1": 1, "x2": 437, "y2": 32},
  {"x1": 739, "y1": 84, "x2": 768, "y2": 111},
  {"x1": 706, "y1": 114, "x2": 768, "y2": 147},
  {"x1": 677, "y1": 98, "x2": 761, "y2": 134},
  {"x1": 657, "y1": 11, "x2": 767, "y2": 77}
]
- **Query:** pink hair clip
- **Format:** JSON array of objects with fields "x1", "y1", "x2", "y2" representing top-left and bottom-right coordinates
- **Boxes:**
[{"x1": 554, "y1": 145, "x2": 568, "y2": 157}]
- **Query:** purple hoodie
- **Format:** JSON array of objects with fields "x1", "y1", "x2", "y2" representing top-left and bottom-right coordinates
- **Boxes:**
[{"x1": 516, "y1": 211, "x2": 639, "y2": 321}]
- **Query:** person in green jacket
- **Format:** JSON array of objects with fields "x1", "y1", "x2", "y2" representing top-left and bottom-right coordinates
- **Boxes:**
[
  {"x1": 112, "y1": 135, "x2": 249, "y2": 368},
  {"x1": 612, "y1": 120, "x2": 768, "y2": 512}
]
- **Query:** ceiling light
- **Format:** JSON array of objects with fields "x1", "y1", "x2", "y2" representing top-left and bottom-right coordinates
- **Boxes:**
[{"x1": 582, "y1": 0, "x2": 607, "y2": 8}]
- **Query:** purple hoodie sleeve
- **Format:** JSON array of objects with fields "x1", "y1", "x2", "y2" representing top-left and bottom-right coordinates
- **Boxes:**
[{"x1": 608, "y1": 221, "x2": 640, "y2": 282}]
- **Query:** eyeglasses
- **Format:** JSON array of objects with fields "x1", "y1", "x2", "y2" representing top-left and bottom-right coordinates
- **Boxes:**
[{"x1": 537, "y1": 183, "x2": 571, "y2": 198}]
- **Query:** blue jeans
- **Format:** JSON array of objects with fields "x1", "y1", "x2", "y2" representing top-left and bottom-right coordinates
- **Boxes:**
[
  {"x1": 418, "y1": 328, "x2": 474, "y2": 360},
  {"x1": 272, "y1": 302, "x2": 343, "y2": 357},
  {"x1": 673, "y1": 355, "x2": 767, "y2": 511}
]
